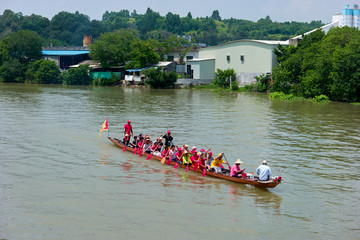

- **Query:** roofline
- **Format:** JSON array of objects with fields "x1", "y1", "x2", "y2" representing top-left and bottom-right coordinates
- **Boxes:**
[
  {"x1": 187, "y1": 58, "x2": 215, "y2": 62},
  {"x1": 203, "y1": 39, "x2": 289, "y2": 50}
]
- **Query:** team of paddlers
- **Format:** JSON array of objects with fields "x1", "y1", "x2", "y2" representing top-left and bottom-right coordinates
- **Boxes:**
[{"x1": 122, "y1": 120, "x2": 273, "y2": 181}]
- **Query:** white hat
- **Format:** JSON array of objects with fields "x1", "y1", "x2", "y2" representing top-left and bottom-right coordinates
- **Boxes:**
[
  {"x1": 235, "y1": 159, "x2": 243, "y2": 164},
  {"x1": 192, "y1": 146, "x2": 197, "y2": 150},
  {"x1": 262, "y1": 160, "x2": 267, "y2": 164}
]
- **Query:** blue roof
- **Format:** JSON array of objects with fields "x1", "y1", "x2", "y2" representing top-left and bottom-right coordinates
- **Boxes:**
[
  {"x1": 126, "y1": 67, "x2": 150, "y2": 72},
  {"x1": 42, "y1": 50, "x2": 90, "y2": 56}
]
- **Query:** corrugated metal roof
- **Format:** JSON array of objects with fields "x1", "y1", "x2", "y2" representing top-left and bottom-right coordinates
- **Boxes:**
[{"x1": 42, "y1": 50, "x2": 90, "y2": 56}]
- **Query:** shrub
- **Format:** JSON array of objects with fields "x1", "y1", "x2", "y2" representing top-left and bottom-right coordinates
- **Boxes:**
[
  {"x1": 213, "y1": 68, "x2": 236, "y2": 87},
  {"x1": 25, "y1": 59, "x2": 60, "y2": 84},
  {"x1": 143, "y1": 68, "x2": 177, "y2": 88},
  {"x1": 61, "y1": 64, "x2": 92, "y2": 85},
  {"x1": 92, "y1": 73, "x2": 122, "y2": 86},
  {"x1": 312, "y1": 94, "x2": 329, "y2": 102}
]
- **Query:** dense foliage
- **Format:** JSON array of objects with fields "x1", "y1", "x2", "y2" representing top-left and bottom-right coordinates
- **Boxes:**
[
  {"x1": 143, "y1": 68, "x2": 177, "y2": 88},
  {"x1": 25, "y1": 59, "x2": 59, "y2": 84},
  {"x1": 272, "y1": 27, "x2": 360, "y2": 102},
  {"x1": 212, "y1": 68, "x2": 236, "y2": 87},
  {"x1": 61, "y1": 64, "x2": 92, "y2": 85},
  {"x1": 0, "y1": 30, "x2": 43, "y2": 82},
  {"x1": 0, "y1": 8, "x2": 322, "y2": 46}
]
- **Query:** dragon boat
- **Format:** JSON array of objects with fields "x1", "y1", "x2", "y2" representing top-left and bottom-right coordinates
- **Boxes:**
[{"x1": 108, "y1": 137, "x2": 282, "y2": 188}]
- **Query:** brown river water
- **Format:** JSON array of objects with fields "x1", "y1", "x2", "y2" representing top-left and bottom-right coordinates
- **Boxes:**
[{"x1": 0, "y1": 83, "x2": 359, "y2": 239}]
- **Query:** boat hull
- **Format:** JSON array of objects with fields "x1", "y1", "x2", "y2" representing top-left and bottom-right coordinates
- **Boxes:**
[{"x1": 108, "y1": 137, "x2": 280, "y2": 188}]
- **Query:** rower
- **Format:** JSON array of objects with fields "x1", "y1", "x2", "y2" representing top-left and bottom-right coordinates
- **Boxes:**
[{"x1": 210, "y1": 152, "x2": 230, "y2": 173}]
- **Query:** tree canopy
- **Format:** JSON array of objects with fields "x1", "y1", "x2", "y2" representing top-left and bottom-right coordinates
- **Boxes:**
[
  {"x1": 0, "y1": 9, "x2": 323, "y2": 46},
  {"x1": 272, "y1": 27, "x2": 360, "y2": 102}
]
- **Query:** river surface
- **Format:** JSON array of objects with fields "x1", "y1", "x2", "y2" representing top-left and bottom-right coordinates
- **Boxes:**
[{"x1": 0, "y1": 83, "x2": 359, "y2": 240}]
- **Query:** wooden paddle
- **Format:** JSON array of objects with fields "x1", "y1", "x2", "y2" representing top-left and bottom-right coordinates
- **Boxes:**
[
  {"x1": 223, "y1": 153, "x2": 231, "y2": 170},
  {"x1": 161, "y1": 147, "x2": 169, "y2": 164}
]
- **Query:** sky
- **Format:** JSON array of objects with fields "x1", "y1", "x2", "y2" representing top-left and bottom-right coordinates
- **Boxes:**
[{"x1": 0, "y1": 0, "x2": 351, "y2": 23}]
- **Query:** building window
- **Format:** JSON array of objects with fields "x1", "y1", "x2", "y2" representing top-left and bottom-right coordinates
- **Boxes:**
[
  {"x1": 167, "y1": 56, "x2": 174, "y2": 61},
  {"x1": 240, "y1": 55, "x2": 245, "y2": 63},
  {"x1": 186, "y1": 56, "x2": 193, "y2": 60},
  {"x1": 227, "y1": 55, "x2": 230, "y2": 63}
]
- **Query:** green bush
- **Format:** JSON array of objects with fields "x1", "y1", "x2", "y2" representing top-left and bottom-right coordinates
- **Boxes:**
[
  {"x1": 312, "y1": 94, "x2": 329, "y2": 102},
  {"x1": 143, "y1": 68, "x2": 177, "y2": 88},
  {"x1": 92, "y1": 73, "x2": 121, "y2": 86},
  {"x1": 213, "y1": 68, "x2": 236, "y2": 87},
  {"x1": 254, "y1": 74, "x2": 271, "y2": 92},
  {"x1": 25, "y1": 59, "x2": 60, "y2": 84},
  {"x1": 269, "y1": 92, "x2": 297, "y2": 100},
  {"x1": 61, "y1": 64, "x2": 92, "y2": 85}
]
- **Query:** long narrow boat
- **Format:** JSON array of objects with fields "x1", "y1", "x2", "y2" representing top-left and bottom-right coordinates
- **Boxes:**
[{"x1": 108, "y1": 137, "x2": 281, "y2": 188}]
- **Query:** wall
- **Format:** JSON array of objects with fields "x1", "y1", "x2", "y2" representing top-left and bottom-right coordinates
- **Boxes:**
[
  {"x1": 187, "y1": 59, "x2": 215, "y2": 79},
  {"x1": 199, "y1": 41, "x2": 278, "y2": 74}
]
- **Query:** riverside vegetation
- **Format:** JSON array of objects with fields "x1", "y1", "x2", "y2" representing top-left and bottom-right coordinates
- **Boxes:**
[{"x1": 0, "y1": 9, "x2": 359, "y2": 102}]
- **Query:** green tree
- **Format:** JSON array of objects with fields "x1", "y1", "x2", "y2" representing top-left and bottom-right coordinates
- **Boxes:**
[
  {"x1": 213, "y1": 68, "x2": 236, "y2": 87},
  {"x1": 25, "y1": 59, "x2": 59, "y2": 84},
  {"x1": 168, "y1": 35, "x2": 192, "y2": 64},
  {"x1": 126, "y1": 40, "x2": 160, "y2": 69},
  {"x1": 272, "y1": 27, "x2": 360, "y2": 102},
  {"x1": 20, "y1": 14, "x2": 50, "y2": 36},
  {"x1": 0, "y1": 10, "x2": 23, "y2": 36},
  {"x1": 143, "y1": 68, "x2": 177, "y2": 88},
  {"x1": 102, "y1": 10, "x2": 130, "y2": 31},
  {"x1": 136, "y1": 8, "x2": 162, "y2": 36},
  {"x1": 211, "y1": 10, "x2": 221, "y2": 21},
  {"x1": 2, "y1": 30, "x2": 43, "y2": 64},
  {"x1": 48, "y1": 11, "x2": 90, "y2": 46},
  {"x1": 165, "y1": 12, "x2": 182, "y2": 34},
  {"x1": 0, "y1": 58, "x2": 24, "y2": 82},
  {"x1": 89, "y1": 30, "x2": 138, "y2": 67},
  {"x1": 61, "y1": 64, "x2": 92, "y2": 85}
]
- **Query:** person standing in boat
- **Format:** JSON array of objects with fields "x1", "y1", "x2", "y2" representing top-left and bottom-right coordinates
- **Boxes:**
[
  {"x1": 230, "y1": 159, "x2": 245, "y2": 178},
  {"x1": 124, "y1": 120, "x2": 133, "y2": 140},
  {"x1": 162, "y1": 131, "x2": 173, "y2": 149},
  {"x1": 256, "y1": 160, "x2": 272, "y2": 181}
]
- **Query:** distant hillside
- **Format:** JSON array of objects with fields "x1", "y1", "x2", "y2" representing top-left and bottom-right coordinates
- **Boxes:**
[{"x1": 0, "y1": 8, "x2": 323, "y2": 46}]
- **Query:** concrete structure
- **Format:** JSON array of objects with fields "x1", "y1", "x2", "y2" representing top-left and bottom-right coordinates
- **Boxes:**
[
  {"x1": 42, "y1": 47, "x2": 90, "y2": 70},
  {"x1": 186, "y1": 40, "x2": 288, "y2": 86}
]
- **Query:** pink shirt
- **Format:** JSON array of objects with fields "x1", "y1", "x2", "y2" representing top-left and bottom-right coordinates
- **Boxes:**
[{"x1": 230, "y1": 164, "x2": 241, "y2": 177}]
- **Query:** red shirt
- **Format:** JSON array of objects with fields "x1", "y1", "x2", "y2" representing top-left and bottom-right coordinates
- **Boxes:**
[
  {"x1": 190, "y1": 155, "x2": 199, "y2": 163},
  {"x1": 176, "y1": 152, "x2": 183, "y2": 161},
  {"x1": 124, "y1": 123, "x2": 132, "y2": 135}
]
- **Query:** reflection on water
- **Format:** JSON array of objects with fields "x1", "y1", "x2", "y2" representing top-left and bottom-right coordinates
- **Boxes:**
[{"x1": 0, "y1": 84, "x2": 359, "y2": 240}]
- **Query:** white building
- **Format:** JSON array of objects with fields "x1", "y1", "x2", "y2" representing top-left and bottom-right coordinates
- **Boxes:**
[{"x1": 186, "y1": 40, "x2": 288, "y2": 86}]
